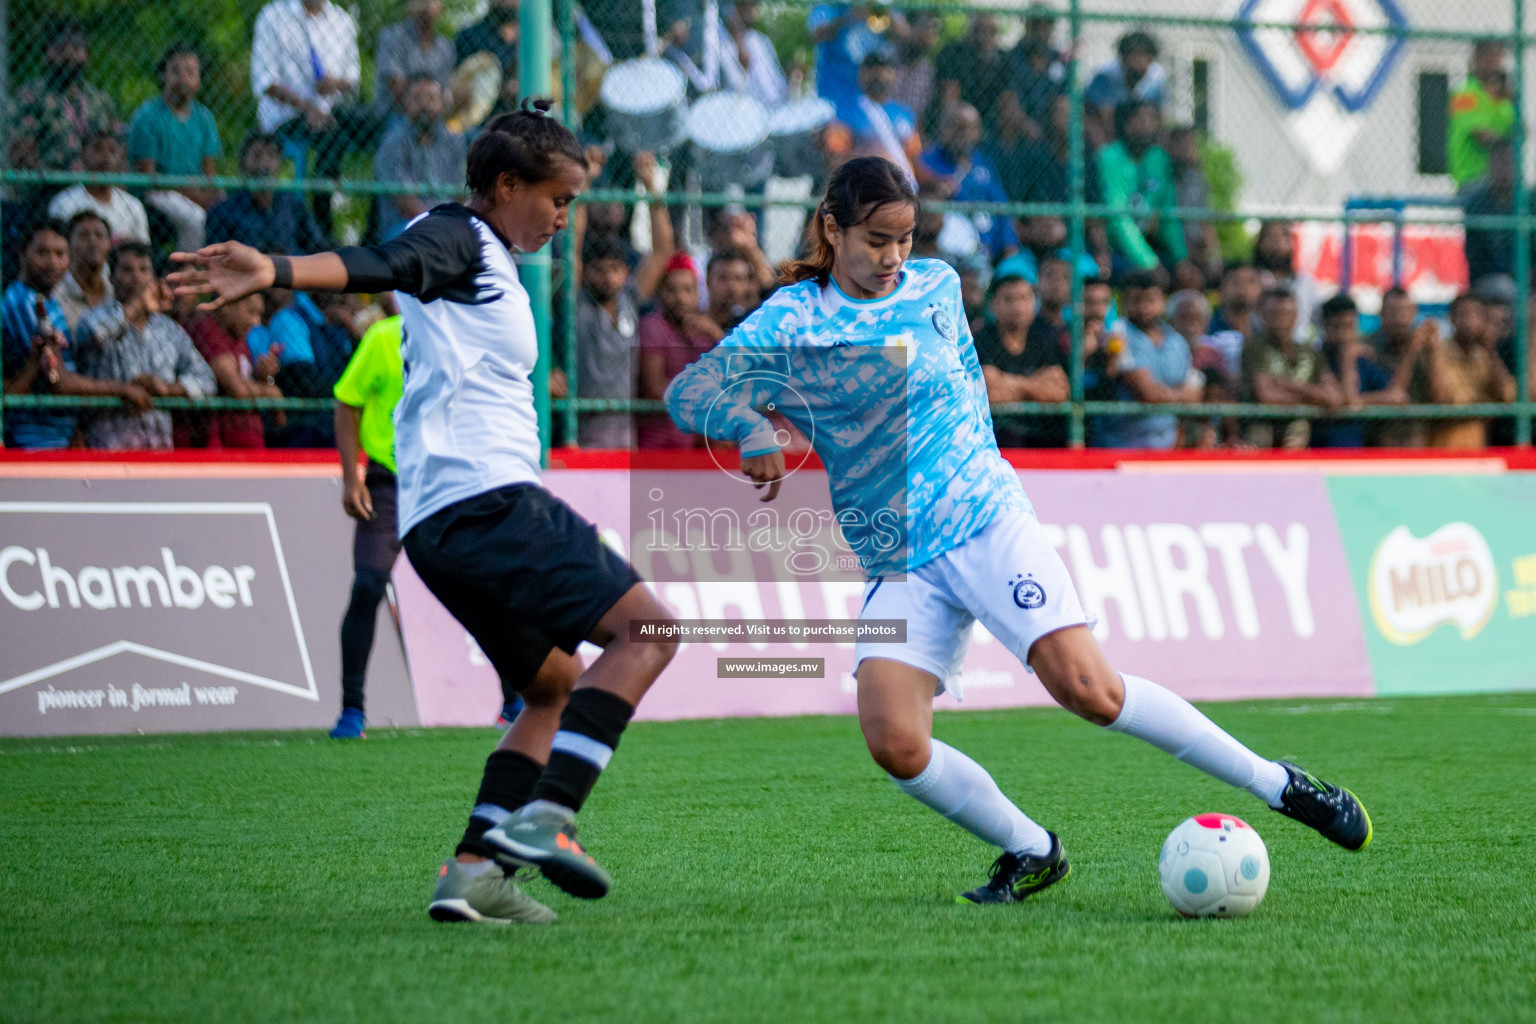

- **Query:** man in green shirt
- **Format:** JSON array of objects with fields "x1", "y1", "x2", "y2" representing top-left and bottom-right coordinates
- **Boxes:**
[
  {"x1": 1096, "y1": 99, "x2": 1188, "y2": 278},
  {"x1": 128, "y1": 43, "x2": 224, "y2": 252},
  {"x1": 1449, "y1": 40, "x2": 1514, "y2": 190},
  {"x1": 329, "y1": 313, "x2": 403, "y2": 738}
]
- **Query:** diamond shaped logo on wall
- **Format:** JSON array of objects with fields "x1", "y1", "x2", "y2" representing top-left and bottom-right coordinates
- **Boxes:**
[
  {"x1": 1294, "y1": 0, "x2": 1354, "y2": 73},
  {"x1": 1237, "y1": 0, "x2": 1408, "y2": 174}
]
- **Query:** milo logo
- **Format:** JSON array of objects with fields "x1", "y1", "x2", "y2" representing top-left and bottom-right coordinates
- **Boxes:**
[{"x1": 1367, "y1": 523, "x2": 1498, "y2": 645}]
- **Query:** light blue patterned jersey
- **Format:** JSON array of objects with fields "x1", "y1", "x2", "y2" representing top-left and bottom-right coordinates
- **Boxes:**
[{"x1": 665, "y1": 258, "x2": 1030, "y2": 577}]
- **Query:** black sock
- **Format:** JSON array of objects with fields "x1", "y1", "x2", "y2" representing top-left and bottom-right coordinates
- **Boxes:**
[
  {"x1": 527, "y1": 688, "x2": 635, "y2": 814},
  {"x1": 456, "y1": 749, "x2": 544, "y2": 857},
  {"x1": 339, "y1": 568, "x2": 389, "y2": 711}
]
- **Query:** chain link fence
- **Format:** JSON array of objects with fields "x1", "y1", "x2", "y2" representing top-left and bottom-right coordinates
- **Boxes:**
[{"x1": 0, "y1": 0, "x2": 1531, "y2": 451}]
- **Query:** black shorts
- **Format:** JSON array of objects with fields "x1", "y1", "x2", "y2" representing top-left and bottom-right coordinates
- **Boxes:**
[
  {"x1": 402, "y1": 483, "x2": 642, "y2": 696},
  {"x1": 355, "y1": 463, "x2": 403, "y2": 575}
]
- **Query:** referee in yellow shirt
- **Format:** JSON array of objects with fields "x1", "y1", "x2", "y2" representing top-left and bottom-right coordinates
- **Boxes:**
[
  {"x1": 329, "y1": 307, "x2": 530, "y2": 738},
  {"x1": 330, "y1": 313, "x2": 404, "y2": 738}
]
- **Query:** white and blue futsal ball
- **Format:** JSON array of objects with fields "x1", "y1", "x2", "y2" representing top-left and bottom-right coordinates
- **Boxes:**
[{"x1": 1159, "y1": 813, "x2": 1271, "y2": 918}]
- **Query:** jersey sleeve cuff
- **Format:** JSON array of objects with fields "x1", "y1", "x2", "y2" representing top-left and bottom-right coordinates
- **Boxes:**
[{"x1": 738, "y1": 421, "x2": 780, "y2": 458}]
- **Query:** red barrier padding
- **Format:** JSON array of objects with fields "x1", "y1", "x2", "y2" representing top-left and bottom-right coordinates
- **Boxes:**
[
  {"x1": 0, "y1": 448, "x2": 340, "y2": 465},
  {"x1": 547, "y1": 447, "x2": 1536, "y2": 471},
  {"x1": 2, "y1": 446, "x2": 1533, "y2": 471}
]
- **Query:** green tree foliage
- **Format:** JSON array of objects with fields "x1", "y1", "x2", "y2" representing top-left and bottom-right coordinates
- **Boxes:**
[{"x1": 1201, "y1": 137, "x2": 1250, "y2": 263}]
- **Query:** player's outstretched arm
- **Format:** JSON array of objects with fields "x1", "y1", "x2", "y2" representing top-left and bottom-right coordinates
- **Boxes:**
[
  {"x1": 666, "y1": 347, "x2": 786, "y2": 501},
  {"x1": 169, "y1": 243, "x2": 350, "y2": 312},
  {"x1": 170, "y1": 216, "x2": 482, "y2": 312},
  {"x1": 663, "y1": 297, "x2": 802, "y2": 454},
  {"x1": 664, "y1": 343, "x2": 781, "y2": 457}
]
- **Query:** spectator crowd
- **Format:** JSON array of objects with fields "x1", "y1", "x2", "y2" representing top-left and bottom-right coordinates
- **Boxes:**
[{"x1": 1, "y1": 3, "x2": 1531, "y2": 452}]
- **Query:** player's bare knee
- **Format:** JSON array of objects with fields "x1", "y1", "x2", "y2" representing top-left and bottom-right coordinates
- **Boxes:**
[
  {"x1": 1070, "y1": 672, "x2": 1123, "y2": 726},
  {"x1": 1078, "y1": 681, "x2": 1123, "y2": 726},
  {"x1": 520, "y1": 673, "x2": 573, "y2": 710},
  {"x1": 616, "y1": 628, "x2": 675, "y2": 678},
  {"x1": 864, "y1": 724, "x2": 930, "y2": 779},
  {"x1": 1041, "y1": 661, "x2": 1123, "y2": 725},
  {"x1": 650, "y1": 632, "x2": 679, "y2": 667},
  {"x1": 521, "y1": 651, "x2": 580, "y2": 708},
  {"x1": 626, "y1": 594, "x2": 678, "y2": 668},
  {"x1": 641, "y1": 602, "x2": 680, "y2": 662},
  {"x1": 633, "y1": 627, "x2": 677, "y2": 672}
]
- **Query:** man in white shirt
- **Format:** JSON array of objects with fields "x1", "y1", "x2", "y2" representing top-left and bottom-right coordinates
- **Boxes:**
[
  {"x1": 46, "y1": 131, "x2": 150, "y2": 245},
  {"x1": 250, "y1": 0, "x2": 382, "y2": 233},
  {"x1": 56, "y1": 211, "x2": 114, "y2": 333},
  {"x1": 717, "y1": 1, "x2": 787, "y2": 108}
]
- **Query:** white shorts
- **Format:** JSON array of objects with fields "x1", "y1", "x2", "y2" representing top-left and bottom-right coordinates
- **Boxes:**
[{"x1": 854, "y1": 508, "x2": 1090, "y2": 701}]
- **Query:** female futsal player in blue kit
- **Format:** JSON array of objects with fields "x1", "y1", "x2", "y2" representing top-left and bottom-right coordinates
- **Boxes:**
[{"x1": 666, "y1": 157, "x2": 1371, "y2": 904}]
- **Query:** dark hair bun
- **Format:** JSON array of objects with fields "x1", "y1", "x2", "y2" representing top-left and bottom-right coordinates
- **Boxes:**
[{"x1": 466, "y1": 98, "x2": 585, "y2": 194}]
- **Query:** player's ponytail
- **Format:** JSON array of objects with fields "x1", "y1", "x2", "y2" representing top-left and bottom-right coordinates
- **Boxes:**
[
  {"x1": 466, "y1": 97, "x2": 586, "y2": 196},
  {"x1": 784, "y1": 200, "x2": 837, "y2": 286},
  {"x1": 780, "y1": 157, "x2": 918, "y2": 286}
]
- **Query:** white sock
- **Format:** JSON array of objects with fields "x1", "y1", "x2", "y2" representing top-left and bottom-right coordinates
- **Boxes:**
[
  {"x1": 519, "y1": 799, "x2": 575, "y2": 822},
  {"x1": 470, "y1": 803, "x2": 512, "y2": 826},
  {"x1": 1106, "y1": 674, "x2": 1289, "y2": 808},
  {"x1": 456, "y1": 858, "x2": 496, "y2": 876},
  {"x1": 891, "y1": 739, "x2": 1053, "y2": 856}
]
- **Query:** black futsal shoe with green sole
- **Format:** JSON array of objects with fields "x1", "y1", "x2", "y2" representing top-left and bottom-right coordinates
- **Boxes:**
[
  {"x1": 957, "y1": 832, "x2": 1071, "y2": 905},
  {"x1": 1274, "y1": 761, "x2": 1373, "y2": 851}
]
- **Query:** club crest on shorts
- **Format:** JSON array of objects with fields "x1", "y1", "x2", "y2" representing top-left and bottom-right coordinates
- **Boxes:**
[
  {"x1": 1009, "y1": 573, "x2": 1046, "y2": 610},
  {"x1": 929, "y1": 306, "x2": 956, "y2": 342}
]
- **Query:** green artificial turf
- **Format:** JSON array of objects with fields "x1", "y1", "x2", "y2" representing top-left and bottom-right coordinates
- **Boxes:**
[{"x1": 2, "y1": 694, "x2": 1533, "y2": 1023}]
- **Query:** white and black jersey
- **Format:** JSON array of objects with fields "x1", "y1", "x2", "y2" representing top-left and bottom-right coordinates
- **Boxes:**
[
  {"x1": 338, "y1": 203, "x2": 641, "y2": 686},
  {"x1": 338, "y1": 203, "x2": 541, "y2": 535}
]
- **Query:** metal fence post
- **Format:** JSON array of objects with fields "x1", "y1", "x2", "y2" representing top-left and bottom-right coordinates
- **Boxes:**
[
  {"x1": 0, "y1": 194, "x2": 5, "y2": 448},
  {"x1": 0, "y1": 0, "x2": 9, "y2": 167},
  {"x1": 0, "y1": 0, "x2": 6, "y2": 447},
  {"x1": 1067, "y1": 0, "x2": 1086, "y2": 448},
  {"x1": 522, "y1": 0, "x2": 555, "y2": 461},
  {"x1": 559, "y1": 0, "x2": 580, "y2": 448},
  {"x1": 1514, "y1": 0, "x2": 1532, "y2": 445}
]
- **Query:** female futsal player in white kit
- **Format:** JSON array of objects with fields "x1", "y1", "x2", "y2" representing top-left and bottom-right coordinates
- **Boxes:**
[
  {"x1": 171, "y1": 101, "x2": 674, "y2": 923},
  {"x1": 666, "y1": 157, "x2": 1370, "y2": 904}
]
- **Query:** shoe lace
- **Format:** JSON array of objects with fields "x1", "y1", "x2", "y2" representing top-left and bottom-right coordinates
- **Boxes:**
[
  {"x1": 1284, "y1": 774, "x2": 1343, "y2": 825},
  {"x1": 987, "y1": 853, "x2": 1022, "y2": 888}
]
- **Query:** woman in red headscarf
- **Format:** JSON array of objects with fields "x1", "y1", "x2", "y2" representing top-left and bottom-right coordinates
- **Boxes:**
[{"x1": 636, "y1": 250, "x2": 725, "y2": 448}]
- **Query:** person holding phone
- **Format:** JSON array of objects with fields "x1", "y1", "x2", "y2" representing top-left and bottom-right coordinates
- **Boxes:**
[{"x1": 3, "y1": 219, "x2": 152, "y2": 449}]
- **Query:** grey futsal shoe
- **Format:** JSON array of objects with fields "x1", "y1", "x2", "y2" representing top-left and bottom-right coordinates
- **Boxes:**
[
  {"x1": 427, "y1": 858, "x2": 557, "y2": 924},
  {"x1": 483, "y1": 803, "x2": 612, "y2": 900}
]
